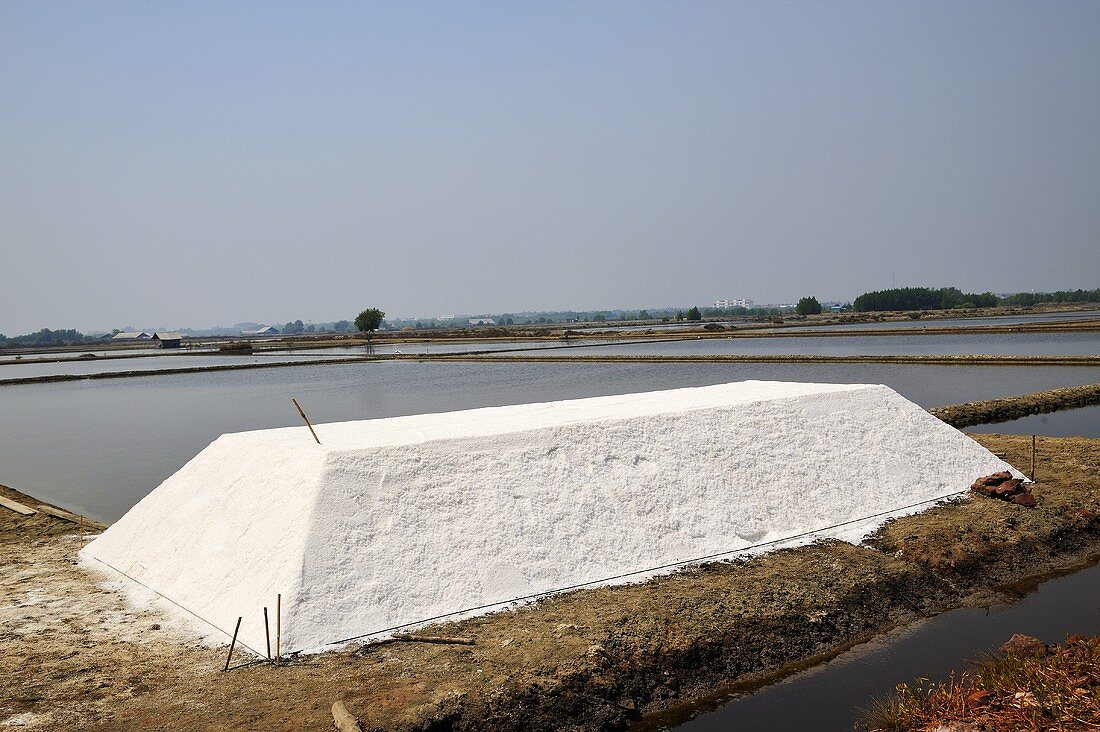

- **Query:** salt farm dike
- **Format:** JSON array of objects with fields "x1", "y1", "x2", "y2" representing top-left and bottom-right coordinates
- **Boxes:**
[{"x1": 4, "y1": 359, "x2": 1100, "y2": 730}]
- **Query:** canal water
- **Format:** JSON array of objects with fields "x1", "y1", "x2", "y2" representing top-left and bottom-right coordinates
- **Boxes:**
[
  {"x1": 642, "y1": 559, "x2": 1100, "y2": 731},
  {"x1": 969, "y1": 404, "x2": 1100, "y2": 439}
]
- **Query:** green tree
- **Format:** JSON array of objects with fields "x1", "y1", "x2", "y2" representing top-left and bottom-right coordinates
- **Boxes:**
[
  {"x1": 333, "y1": 320, "x2": 351, "y2": 333},
  {"x1": 354, "y1": 308, "x2": 386, "y2": 340},
  {"x1": 686, "y1": 306, "x2": 702, "y2": 321},
  {"x1": 795, "y1": 296, "x2": 823, "y2": 315}
]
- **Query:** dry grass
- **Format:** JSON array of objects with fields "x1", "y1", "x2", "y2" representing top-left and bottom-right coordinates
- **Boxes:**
[{"x1": 863, "y1": 636, "x2": 1100, "y2": 731}]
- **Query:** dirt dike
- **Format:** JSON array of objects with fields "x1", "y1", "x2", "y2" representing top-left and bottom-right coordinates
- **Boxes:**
[
  {"x1": 2, "y1": 434, "x2": 1099, "y2": 731},
  {"x1": 930, "y1": 382, "x2": 1100, "y2": 428}
]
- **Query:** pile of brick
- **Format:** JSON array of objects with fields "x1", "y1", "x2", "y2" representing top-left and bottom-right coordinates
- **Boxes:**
[{"x1": 971, "y1": 471, "x2": 1036, "y2": 507}]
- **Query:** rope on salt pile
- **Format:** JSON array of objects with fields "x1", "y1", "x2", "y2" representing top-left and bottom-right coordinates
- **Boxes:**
[{"x1": 90, "y1": 556, "x2": 266, "y2": 657}]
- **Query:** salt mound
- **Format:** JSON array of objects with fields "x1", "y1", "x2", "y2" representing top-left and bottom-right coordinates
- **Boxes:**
[{"x1": 81, "y1": 381, "x2": 1018, "y2": 654}]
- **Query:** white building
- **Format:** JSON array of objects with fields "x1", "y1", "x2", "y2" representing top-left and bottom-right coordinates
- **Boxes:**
[
  {"x1": 241, "y1": 326, "x2": 281, "y2": 336},
  {"x1": 714, "y1": 298, "x2": 754, "y2": 309}
]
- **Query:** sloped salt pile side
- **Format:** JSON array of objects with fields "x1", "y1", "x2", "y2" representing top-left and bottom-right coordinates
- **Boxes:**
[{"x1": 81, "y1": 381, "x2": 1019, "y2": 654}]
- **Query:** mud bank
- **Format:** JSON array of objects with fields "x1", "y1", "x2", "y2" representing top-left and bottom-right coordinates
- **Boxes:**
[
  {"x1": 930, "y1": 382, "x2": 1100, "y2": 428},
  {"x1": 1, "y1": 434, "x2": 1098, "y2": 731}
]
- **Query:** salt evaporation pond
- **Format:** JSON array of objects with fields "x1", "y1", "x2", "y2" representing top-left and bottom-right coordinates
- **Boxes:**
[
  {"x1": 0, "y1": 352, "x2": 359, "y2": 379},
  {"x1": 518, "y1": 331, "x2": 1100, "y2": 358},
  {"x1": 760, "y1": 309, "x2": 1100, "y2": 333},
  {"x1": 1, "y1": 361, "x2": 1097, "y2": 523}
]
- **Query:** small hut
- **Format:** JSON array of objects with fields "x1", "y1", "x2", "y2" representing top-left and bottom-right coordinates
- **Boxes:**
[{"x1": 152, "y1": 332, "x2": 182, "y2": 349}]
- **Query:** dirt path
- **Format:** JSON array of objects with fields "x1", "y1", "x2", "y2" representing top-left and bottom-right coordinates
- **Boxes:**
[{"x1": 1, "y1": 435, "x2": 1098, "y2": 731}]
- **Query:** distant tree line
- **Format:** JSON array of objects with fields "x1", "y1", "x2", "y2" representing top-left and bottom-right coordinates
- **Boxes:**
[
  {"x1": 998, "y1": 288, "x2": 1100, "y2": 307},
  {"x1": 0, "y1": 328, "x2": 100, "y2": 348},
  {"x1": 853, "y1": 286, "x2": 1099, "y2": 313},
  {"x1": 277, "y1": 319, "x2": 354, "y2": 334},
  {"x1": 854, "y1": 287, "x2": 1000, "y2": 312},
  {"x1": 0, "y1": 329, "x2": 94, "y2": 347}
]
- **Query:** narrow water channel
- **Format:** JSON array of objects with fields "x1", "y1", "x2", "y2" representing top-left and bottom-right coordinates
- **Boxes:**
[{"x1": 638, "y1": 559, "x2": 1100, "y2": 731}]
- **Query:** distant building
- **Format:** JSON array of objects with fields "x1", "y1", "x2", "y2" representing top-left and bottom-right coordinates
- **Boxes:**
[
  {"x1": 152, "y1": 331, "x2": 182, "y2": 349},
  {"x1": 111, "y1": 331, "x2": 152, "y2": 341},
  {"x1": 468, "y1": 318, "x2": 496, "y2": 326},
  {"x1": 241, "y1": 326, "x2": 281, "y2": 336},
  {"x1": 714, "y1": 298, "x2": 754, "y2": 309}
]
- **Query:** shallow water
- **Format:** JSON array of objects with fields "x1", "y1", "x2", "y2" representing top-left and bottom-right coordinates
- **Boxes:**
[
  {"x1": 651, "y1": 560, "x2": 1100, "y2": 731},
  {"x1": 968, "y1": 404, "x2": 1100, "y2": 439},
  {"x1": 1, "y1": 361, "x2": 1098, "y2": 522},
  {"x1": 769, "y1": 308, "x2": 1100, "y2": 333},
  {"x1": 0, "y1": 352, "x2": 359, "y2": 379},
  {"x1": 527, "y1": 331, "x2": 1100, "y2": 357}
]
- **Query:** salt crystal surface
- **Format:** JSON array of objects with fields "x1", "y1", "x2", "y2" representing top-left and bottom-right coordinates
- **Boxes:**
[{"x1": 80, "y1": 381, "x2": 1019, "y2": 653}]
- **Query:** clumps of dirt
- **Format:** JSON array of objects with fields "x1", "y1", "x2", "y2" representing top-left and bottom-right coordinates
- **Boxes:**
[
  {"x1": 970, "y1": 472, "x2": 1036, "y2": 507},
  {"x1": 217, "y1": 341, "x2": 253, "y2": 354}
]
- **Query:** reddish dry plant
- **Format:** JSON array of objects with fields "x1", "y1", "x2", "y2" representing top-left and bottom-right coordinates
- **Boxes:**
[{"x1": 863, "y1": 635, "x2": 1100, "y2": 731}]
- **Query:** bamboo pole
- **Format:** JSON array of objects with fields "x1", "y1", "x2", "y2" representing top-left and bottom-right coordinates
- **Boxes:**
[
  {"x1": 292, "y1": 398, "x2": 321, "y2": 445},
  {"x1": 276, "y1": 593, "x2": 282, "y2": 666},
  {"x1": 224, "y1": 616, "x2": 242, "y2": 672},
  {"x1": 264, "y1": 607, "x2": 271, "y2": 660},
  {"x1": 1031, "y1": 434, "x2": 1037, "y2": 481}
]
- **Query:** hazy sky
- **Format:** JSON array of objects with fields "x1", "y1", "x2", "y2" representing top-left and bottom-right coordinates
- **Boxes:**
[{"x1": 2, "y1": 2, "x2": 1098, "y2": 332}]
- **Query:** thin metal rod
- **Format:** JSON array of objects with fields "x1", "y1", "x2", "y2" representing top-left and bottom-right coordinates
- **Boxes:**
[
  {"x1": 224, "y1": 616, "x2": 242, "y2": 672},
  {"x1": 292, "y1": 398, "x2": 321, "y2": 444},
  {"x1": 276, "y1": 593, "x2": 282, "y2": 666},
  {"x1": 264, "y1": 607, "x2": 271, "y2": 660}
]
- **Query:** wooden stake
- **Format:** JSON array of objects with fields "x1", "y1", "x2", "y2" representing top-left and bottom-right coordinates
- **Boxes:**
[
  {"x1": 276, "y1": 593, "x2": 282, "y2": 666},
  {"x1": 292, "y1": 398, "x2": 321, "y2": 445},
  {"x1": 224, "y1": 616, "x2": 242, "y2": 672},
  {"x1": 264, "y1": 606, "x2": 271, "y2": 660},
  {"x1": 79, "y1": 514, "x2": 84, "y2": 543},
  {"x1": 1031, "y1": 434, "x2": 1037, "y2": 481}
]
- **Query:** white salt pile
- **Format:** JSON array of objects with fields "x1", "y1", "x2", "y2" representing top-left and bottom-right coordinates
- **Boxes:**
[{"x1": 80, "y1": 381, "x2": 1019, "y2": 654}]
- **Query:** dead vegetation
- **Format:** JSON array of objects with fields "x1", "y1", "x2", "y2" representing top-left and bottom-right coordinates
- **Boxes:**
[{"x1": 862, "y1": 635, "x2": 1100, "y2": 731}]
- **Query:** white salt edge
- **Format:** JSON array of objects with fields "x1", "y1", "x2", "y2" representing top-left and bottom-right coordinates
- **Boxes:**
[{"x1": 79, "y1": 380, "x2": 1022, "y2": 655}]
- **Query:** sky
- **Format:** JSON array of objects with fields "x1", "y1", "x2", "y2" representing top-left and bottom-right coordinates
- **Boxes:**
[{"x1": 2, "y1": 1, "x2": 1099, "y2": 333}]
